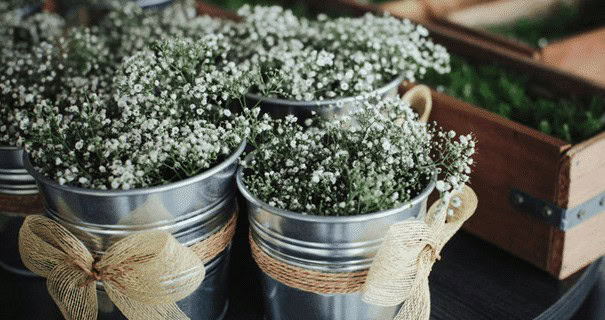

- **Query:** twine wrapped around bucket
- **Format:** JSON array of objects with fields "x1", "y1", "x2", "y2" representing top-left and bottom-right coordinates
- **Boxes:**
[
  {"x1": 250, "y1": 185, "x2": 477, "y2": 320},
  {"x1": 18, "y1": 211, "x2": 238, "y2": 320}
]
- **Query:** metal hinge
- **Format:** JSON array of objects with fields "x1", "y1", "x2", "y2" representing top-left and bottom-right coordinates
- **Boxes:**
[{"x1": 510, "y1": 189, "x2": 605, "y2": 231}]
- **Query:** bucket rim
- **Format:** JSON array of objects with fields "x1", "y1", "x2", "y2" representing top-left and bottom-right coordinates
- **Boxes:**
[
  {"x1": 0, "y1": 145, "x2": 20, "y2": 151},
  {"x1": 23, "y1": 141, "x2": 246, "y2": 197},
  {"x1": 245, "y1": 74, "x2": 404, "y2": 108},
  {"x1": 237, "y1": 152, "x2": 436, "y2": 224}
]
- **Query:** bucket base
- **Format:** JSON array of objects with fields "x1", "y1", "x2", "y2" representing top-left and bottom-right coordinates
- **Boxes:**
[{"x1": 260, "y1": 272, "x2": 401, "y2": 320}]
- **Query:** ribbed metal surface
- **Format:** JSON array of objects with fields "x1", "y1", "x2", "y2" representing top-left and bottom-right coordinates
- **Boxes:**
[
  {"x1": 23, "y1": 142, "x2": 245, "y2": 241},
  {"x1": 0, "y1": 147, "x2": 38, "y2": 195},
  {"x1": 245, "y1": 75, "x2": 404, "y2": 123},
  {"x1": 237, "y1": 153, "x2": 435, "y2": 320},
  {"x1": 22, "y1": 144, "x2": 244, "y2": 319}
]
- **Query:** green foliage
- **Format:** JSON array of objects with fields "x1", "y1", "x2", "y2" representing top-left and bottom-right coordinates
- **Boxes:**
[
  {"x1": 422, "y1": 55, "x2": 605, "y2": 144},
  {"x1": 486, "y1": 2, "x2": 605, "y2": 48}
]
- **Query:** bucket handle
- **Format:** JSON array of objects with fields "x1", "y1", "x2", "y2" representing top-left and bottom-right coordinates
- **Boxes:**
[{"x1": 401, "y1": 85, "x2": 432, "y2": 123}]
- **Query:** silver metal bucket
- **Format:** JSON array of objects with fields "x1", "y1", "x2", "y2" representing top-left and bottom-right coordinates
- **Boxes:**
[
  {"x1": 236, "y1": 155, "x2": 436, "y2": 320},
  {"x1": 244, "y1": 75, "x2": 404, "y2": 122},
  {"x1": 56, "y1": 0, "x2": 175, "y2": 26},
  {"x1": 0, "y1": 146, "x2": 42, "y2": 275},
  {"x1": 23, "y1": 142, "x2": 245, "y2": 320},
  {"x1": 0, "y1": 147, "x2": 38, "y2": 196},
  {"x1": 56, "y1": 0, "x2": 174, "y2": 10}
]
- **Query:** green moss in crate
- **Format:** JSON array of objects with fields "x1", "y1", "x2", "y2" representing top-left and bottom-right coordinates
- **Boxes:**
[
  {"x1": 422, "y1": 55, "x2": 605, "y2": 144},
  {"x1": 486, "y1": 1, "x2": 605, "y2": 48}
]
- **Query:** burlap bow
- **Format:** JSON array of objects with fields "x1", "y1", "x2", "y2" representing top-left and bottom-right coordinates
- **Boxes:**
[
  {"x1": 18, "y1": 215, "x2": 205, "y2": 320},
  {"x1": 362, "y1": 185, "x2": 478, "y2": 320}
]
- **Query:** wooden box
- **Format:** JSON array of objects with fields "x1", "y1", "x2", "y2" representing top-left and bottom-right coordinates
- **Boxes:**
[
  {"x1": 376, "y1": 0, "x2": 605, "y2": 89},
  {"x1": 369, "y1": 0, "x2": 541, "y2": 60},
  {"x1": 425, "y1": 88, "x2": 605, "y2": 280},
  {"x1": 399, "y1": 13, "x2": 605, "y2": 279},
  {"x1": 542, "y1": 27, "x2": 605, "y2": 88}
]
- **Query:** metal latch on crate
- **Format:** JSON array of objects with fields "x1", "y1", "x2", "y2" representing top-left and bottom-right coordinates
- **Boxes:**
[{"x1": 510, "y1": 189, "x2": 605, "y2": 231}]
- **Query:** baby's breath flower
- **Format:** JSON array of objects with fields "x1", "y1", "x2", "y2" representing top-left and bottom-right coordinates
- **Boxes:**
[
  {"x1": 25, "y1": 36, "x2": 263, "y2": 190},
  {"x1": 225, "y1": 6, "x2": 450, "y2": 101},
  {"x1": 243, "y1": 95, "x2": 475, "y2": 216}
]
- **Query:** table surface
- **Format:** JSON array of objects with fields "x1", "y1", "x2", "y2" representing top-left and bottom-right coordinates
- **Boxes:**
[{"x1": 0, "y1": 220, "x2": 602, "y2": 320}]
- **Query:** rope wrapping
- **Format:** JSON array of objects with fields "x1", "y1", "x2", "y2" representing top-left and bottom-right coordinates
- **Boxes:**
[{"x1": 250, "y1": 186, "x2": 478, "y2": 320}]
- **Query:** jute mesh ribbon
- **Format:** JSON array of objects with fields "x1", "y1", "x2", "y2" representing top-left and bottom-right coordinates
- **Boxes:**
[
  {"x1": 18, "y1": 211, "x2": 238, "y2": 320},
  {"x1": 250, "y1": 185, "x2": 478, "y2": 320}
]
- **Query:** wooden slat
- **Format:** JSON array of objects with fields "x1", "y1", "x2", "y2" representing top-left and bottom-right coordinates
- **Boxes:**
[
  {"x1": 563, "y1": 131, "x2": 605, "y2": 208},
  {"x1": 446, "y1": 0, "x2": 569, "y2": 28},
  {"x1": 558, "y1": 212, "x2": 605, "y2": 278},
  {"x1": 542, "y1": 27, "x2": 605, "y2": 89},
  {"x1": 377, "y1": 0, "x2": 429, "y2": 21},
  {"x1": 431, "y1": 17, "x2": 539, "y2": 59},
  {"x1": 424, "y1": 89, "x2": 570, "y2": 272},
  {"x1": 423, "y1": 0, "x2": 494, "y2": 17}
]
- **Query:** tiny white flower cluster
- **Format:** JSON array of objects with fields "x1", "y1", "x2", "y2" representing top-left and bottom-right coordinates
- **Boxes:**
[
  {"x1": 98, "y1": 0, "x2": 224, "y2": 62},
  {"x1": 0, "y1": 10, "x2": 65, "y2": 146},
  {"x1": 243, "y1": 96, "x2": 475, "y2": 216},
  {"x1": 1, "y1": 0, "x2": 225, "y2": 147},
  {"x1": 224, "y1": 5, "x2": 450, "y2": 101},
  {"x1": 26, "y1": 37, "x2": 263, "y2": 190}
]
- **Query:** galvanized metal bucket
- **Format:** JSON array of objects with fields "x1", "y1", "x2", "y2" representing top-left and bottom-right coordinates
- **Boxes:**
[
  {"x1": 23, "y1": 142, "x2": 246, "y2": 320},
  {"x1": 244, "y1": 75, "x2": 404, "y2": 122},
  {"x1": 0, "y1": 147, "x2": 38, "y2": 196},
  {"x1": 0, "y1": 146, "x2": 43, "y2": 275},
  {"x1": 56, "y1": 0, "x2": 175, "y2": 26},
  {"x1": 56, "y1": 0, "x2": 174, "y2": 10},
  {"x1": 236, "y1": 154, "x2": 436, "y2": 320}
]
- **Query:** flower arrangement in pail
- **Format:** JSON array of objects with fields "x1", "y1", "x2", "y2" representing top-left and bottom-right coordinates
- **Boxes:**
[
  {"x1": 0, "y1": 3, "x2": 66, "y2": 275},
  {"x1": 220, "y1": 5, "x2": 451, "y2": 121},
  {"x1": 18, "y1": 34, "x2": 269, "y2": 320},
  {"x1": 237, "y1": 94, "x2": 478, "y2": 320},
  {"x1": 0, "y1": 0, "x2": 230, "y2": 280}
]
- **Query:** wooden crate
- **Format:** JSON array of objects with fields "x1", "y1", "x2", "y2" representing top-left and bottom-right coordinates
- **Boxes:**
[
  {"x1": 422, "y1": 0, "x2": 605, "y2": 89},
  {"x1": 542, "y1": 27, "x2": 605, "y2": 89},
  {"x1": 397, "y1": 14, "x2": 605, "y2": 278},
  {"x1": 198, "y1": 1, "x2": 605, "y2": 279},
  {"x1": 444, "y1": 0, "x2": 579, "y2": 28},
  {"x1": 422, "y1": 88, "x2": 605, "y2": 279},
  {"x1": 369, "y1": 0, "x2": 540, "y2": 60},
  {"x1": 376, "y1": 0, "x2": 605, "y2": 89}
]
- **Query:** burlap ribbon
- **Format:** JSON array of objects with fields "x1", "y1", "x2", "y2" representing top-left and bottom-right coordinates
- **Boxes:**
[
  {"x1": 19, "y1": 215, "x2": 207, "y2": 320},
  {"x1": 362, "y1": 185, "x2": 478, "y2": 320}
]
